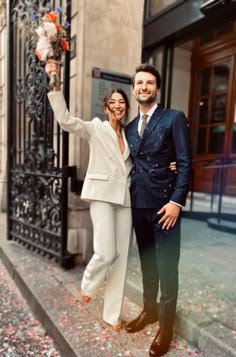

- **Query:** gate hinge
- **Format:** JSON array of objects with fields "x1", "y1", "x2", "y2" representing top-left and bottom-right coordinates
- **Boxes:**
[{"x1": 63, "y1": 166, "x2": 83, "y2": 193}]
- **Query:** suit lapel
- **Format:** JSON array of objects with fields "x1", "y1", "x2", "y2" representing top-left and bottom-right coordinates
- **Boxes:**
[
  {"x1": 104, "y1": 120, "x2": 117, "y2": 141},
  {"x1": 132, "y1": 114, "x2": 140, "y2": 135},
  {"x1": 122, "y1": 131, "x2": 130, "y2": 161},
  {"x1": 137, "y1": 106, "x2": 165, "y2": 153},
  {"x1": 103, "y1": 121, "x2": 129, "y2": 164},
  {"x1": 127, "y1": 115, "x2": 140, "y2": 154}
]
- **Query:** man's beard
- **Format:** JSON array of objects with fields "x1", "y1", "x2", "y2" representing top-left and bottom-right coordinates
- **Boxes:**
[{"x1": 136, "y1": 93, "x2": 156, "y2": 104}]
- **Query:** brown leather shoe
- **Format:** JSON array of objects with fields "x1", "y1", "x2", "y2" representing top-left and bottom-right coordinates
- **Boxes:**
[
  {"x1": 125, "y1": 311, "x2": 159, "y2": 333},
  {"x1": 149, "y1": 329, "x2": 172, "y2": 356}
]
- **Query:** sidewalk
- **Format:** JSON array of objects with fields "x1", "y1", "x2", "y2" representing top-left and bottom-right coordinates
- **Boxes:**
[
  {"x1": 126, "y1": 218, "x2": 236, "y2": 357},
  {"x1": 0, "y1": 211, "x2": 236, "y2": 357},
  {"x1": 0, "y1": 259, "x2": 60, "y2": 356}
]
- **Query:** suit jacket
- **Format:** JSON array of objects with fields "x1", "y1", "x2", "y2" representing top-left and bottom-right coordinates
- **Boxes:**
[
  {"x1": 48, "y1": 91, "x2": 132, "y2": 206},
  {"x1": 125, "y1": 105, "x2": 192, "y2": 209}
]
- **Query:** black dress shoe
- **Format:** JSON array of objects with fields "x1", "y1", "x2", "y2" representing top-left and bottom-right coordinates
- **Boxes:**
[
  {"x1": 149, "y1": 329, "x2": 172, "y2": 357},
  {"x1": 125, "y1": 311, "x2": 159, "y2": 333}
]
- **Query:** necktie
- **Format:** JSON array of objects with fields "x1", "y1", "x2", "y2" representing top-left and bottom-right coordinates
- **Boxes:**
[{"x1": 140, "y1": 114, "x2": 148, "y2": 137}]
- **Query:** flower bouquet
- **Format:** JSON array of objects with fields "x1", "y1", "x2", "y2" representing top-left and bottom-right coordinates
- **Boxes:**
[{"x1": 32, "y1": 6, "x2": 70, "y2": 88}]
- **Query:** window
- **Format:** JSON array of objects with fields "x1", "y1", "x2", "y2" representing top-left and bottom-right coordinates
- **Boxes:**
[
  {"x1": 148, "y1": 0, "x2": 183, "y2": 17},
  {"x1": 194, "y1": 62, "x2": 230, "y2": 155}
]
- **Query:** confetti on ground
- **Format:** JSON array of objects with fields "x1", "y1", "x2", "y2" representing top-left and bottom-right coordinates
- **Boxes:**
[
  {"x1": 0, "y1": 260, "x2": 61, "y2": 357},
  {"x1": 0, "y1": 213, "x2": 235, "y2": 356}
]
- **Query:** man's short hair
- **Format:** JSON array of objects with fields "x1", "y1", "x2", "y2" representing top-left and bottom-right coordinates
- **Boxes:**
[{"x1": 132, "y1": 64, "x2": 161, "y2": 89}]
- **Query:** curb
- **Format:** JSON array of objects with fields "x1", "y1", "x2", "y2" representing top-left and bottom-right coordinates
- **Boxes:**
[
  {"x1": 0, "y1": 243, "x2": 80, "y2": 357},
  {"x1": 207, "y1": 218, "x2": 236, "y2": 234}
]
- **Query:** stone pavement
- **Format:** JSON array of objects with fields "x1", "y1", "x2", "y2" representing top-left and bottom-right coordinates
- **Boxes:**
[
  {"x1": 126, "y1": 218, "x2": 236, "y2": 357},
  {"x1": 0, "y1": 210, "x2": 236, "y2": 357},
  {"x1": 0, "y1": 259, "x2": 60, "y2": 356}
]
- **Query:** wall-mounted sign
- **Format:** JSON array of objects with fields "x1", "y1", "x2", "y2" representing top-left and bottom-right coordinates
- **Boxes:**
[
  {"x1": 91, "y1": 67, "x2": 131, "y2": 120},
  {"x1": 70, "y1": 35, "x2": 76, "y2": 59}
]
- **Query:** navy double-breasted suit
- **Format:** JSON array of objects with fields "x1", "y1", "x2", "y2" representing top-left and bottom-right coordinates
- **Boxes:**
[
  {"x1": 125, "y1": 105, "x2": 192, "y2": 333},
  {"x1": 125, "y1": 105, "x2": 192, "y2": 209}
]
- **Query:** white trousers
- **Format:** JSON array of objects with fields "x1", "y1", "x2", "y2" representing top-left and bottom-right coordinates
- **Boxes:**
[{"x1": 81, "y1": 201, "x2": 132, "y2": 325}]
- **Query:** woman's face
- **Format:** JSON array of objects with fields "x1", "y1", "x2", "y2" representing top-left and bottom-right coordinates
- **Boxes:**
[{"x1": 105, "y1": 92, "x2": 127, "y2": 122}]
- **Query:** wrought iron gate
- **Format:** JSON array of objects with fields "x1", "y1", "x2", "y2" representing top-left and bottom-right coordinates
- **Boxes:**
[{"x1": 7, "y1": 0, "x2": 74, "y2": 268}]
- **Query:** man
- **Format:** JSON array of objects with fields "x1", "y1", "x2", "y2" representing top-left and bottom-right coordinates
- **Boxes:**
[{"x1": 125, "y1": 64, "x2": 192, "y2": 357}]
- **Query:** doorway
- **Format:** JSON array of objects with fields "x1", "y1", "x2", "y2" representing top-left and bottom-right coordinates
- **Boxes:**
[
  {"x1": 149, "y1": 22, "x2": 236, "y2": 197},
  {"x1": 189, "y1": 22, "x2": 236, "y2": 195}
]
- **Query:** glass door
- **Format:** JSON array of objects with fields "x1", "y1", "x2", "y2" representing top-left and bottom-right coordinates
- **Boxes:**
[
  {"x1": 193, "y1": 61, "x2": 231, "y2": 155},
  {"x1": 191, "y1": 51, "x2": 236, "y2": 195}
]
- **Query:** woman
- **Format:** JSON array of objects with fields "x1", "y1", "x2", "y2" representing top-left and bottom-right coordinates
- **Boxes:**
[{"x1": 46, "y1": 60, "x2": 132, "y2": 331}]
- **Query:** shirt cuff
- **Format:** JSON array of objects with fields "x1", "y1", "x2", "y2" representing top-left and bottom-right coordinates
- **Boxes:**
[{"x1": 170, "y1": 200, "x2": 182, "y2": 208}]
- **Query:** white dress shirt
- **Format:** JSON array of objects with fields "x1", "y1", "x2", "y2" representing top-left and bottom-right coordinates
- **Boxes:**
[{"x1": 138, "y1": 103, "x2": 157, "y2": 135}]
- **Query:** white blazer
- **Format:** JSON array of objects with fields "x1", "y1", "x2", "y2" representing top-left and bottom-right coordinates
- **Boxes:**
[{"x1": 48, "y1": 91, "x2": 132, "y2": 206}]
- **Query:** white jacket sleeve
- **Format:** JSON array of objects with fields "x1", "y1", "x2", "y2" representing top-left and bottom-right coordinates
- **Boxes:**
[{"x1": 47, "y1": 91, "x2": 95, "y2": 140}]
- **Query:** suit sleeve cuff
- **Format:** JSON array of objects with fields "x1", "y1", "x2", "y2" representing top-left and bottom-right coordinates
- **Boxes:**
[{"x1": 170, "y1": 200, "x2": 182, "y2": 208}]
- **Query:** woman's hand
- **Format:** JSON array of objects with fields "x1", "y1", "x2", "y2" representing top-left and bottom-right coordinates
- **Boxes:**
[{"x1": 45, "y1": 60, "x2": 61, "y2": 91}]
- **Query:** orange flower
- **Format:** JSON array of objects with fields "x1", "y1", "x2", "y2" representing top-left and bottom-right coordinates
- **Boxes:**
[
  {"x1": 61, "y1": 38, "x2": 69, "y2": 51},
  {"x1": 43, "y1": 13, "x2": 52, "y2": 21},
  {"x1": 43, "y1": 11, "x2": 57, "y2": 23}
]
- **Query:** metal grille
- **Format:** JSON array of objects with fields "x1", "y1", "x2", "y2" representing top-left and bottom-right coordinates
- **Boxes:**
[{"x1": 7, "y1": 0, "x2": 74, "y2": 268}]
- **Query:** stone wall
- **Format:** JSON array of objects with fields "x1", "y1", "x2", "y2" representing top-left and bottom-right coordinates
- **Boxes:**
[
  {"x1": 65, "y1": 0, "x2": 144, "y2": 260},
  {"x1": 69, "y1": 0, "x2": 144, "y2": 178}
]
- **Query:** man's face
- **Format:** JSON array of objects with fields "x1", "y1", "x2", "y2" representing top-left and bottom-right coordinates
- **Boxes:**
[{"x1": 133, "y1": 71, "x2": 159, "y2": 105}]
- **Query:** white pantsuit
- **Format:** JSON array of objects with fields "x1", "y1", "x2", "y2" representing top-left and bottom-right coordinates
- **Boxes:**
[{"x1": 48, "y1": 91, "x2": 132, "y2": 325}]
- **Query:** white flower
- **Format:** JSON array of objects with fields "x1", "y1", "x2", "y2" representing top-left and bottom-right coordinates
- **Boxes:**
[
  {"x1": 43, "y1": 22, "x2": 57, "y2": 37},
  {"x1": 47, "y1": 48, "x2": 54, "y2": 58},
  {"x1": 37, "y1": 36, "x2": 51, "y2": 50},
  {"x1": 36, "y1": 36, "x2": 52, "y2": 61},
  {"x1": 35, "y1": 26, "x2": 45, "y2": 37}
]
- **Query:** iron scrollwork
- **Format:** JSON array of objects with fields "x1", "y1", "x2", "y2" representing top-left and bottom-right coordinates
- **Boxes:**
[{"x1": 8, "y1": 0, "x2": 73, "y2": 267}]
